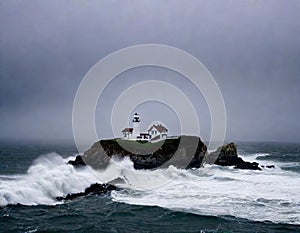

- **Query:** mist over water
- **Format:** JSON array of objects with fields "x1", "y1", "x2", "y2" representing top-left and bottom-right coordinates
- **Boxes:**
[{"x1": 1, "y1": 1, "x2": 300, "y2": 143}]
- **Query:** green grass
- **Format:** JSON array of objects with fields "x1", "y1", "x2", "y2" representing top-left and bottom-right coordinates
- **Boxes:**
[{"x1": 99, "y1": 138, "x2": 180, "y2": 154}]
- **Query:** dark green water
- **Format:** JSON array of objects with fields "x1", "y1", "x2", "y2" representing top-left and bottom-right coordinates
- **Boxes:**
[
  {"x1": 0, "y1": 142, "x2": 299, "y2": 233},
  {"x1": 1, "y1": 197, "x2": 299, "y2": 233}
]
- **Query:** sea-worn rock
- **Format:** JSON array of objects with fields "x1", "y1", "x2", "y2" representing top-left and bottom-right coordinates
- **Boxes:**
[
  {"x1": 69, "y1": 136, "x2": 207, "y2": 170},
  {"x1": 68, "y1": 155, "x2": 85, "y2": 167},
  {"x1": 209, "y1": 143, "x2": 262, "y2": 170},
  {"x1": 56, "y1": 183, "x2": 117, "y2": 201},
  {"x1": 68, "y1": 137, "x2": 263, "y2": 171}
]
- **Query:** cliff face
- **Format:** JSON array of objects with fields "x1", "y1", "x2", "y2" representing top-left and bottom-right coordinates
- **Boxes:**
[
  {"x1": 75, "y1": 136, "x2": 207, "y2": 170},
  {"x1": 69, "y1": 136, "x2": 263, "y2": 171},
  {"x1": 63, "y1": 137, "x2": 268, "y2": 201}
]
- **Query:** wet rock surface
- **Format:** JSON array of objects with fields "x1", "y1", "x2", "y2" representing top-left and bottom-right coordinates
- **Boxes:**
[
  {"x1": 56, "y1": 183, "x2": 117, "y2": 201},
  {"x1": 68, "y1": 136, "x2": 268, "y2": 171},
  {"x1": 211, "y1": 143, "x2": 262, "y2": 170}
]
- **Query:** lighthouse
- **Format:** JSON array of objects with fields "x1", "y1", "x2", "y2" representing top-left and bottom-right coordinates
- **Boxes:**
[
  {"x1": 121, "y1": 112, "x2": 168, "y2": 141},
  {"x1": 132, "y1": 113, "x2": 140, "y2": 138}
]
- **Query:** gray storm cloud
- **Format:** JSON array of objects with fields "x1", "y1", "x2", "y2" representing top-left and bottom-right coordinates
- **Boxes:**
[{"x1": 0, "y1": 0, "x2": 300, "y2": 143}]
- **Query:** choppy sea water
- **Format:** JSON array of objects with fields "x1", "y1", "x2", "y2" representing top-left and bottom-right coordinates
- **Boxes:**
[{"x1": 0, "y1": 141, "x2": 299, "y2": 232}]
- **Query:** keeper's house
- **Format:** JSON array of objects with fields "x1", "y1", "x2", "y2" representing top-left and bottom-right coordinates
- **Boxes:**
[{"x1": 122, "y1": 113, "x2": 168, "y2": 142}]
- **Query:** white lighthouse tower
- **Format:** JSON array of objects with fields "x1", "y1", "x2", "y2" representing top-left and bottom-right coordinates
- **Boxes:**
[{"x1": 132, "y1": 113, "x2": 140, "y2": 138}]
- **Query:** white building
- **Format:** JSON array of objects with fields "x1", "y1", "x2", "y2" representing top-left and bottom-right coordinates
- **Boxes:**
[
  {"x1": 121, "y1": 127, "x2": 133, "y2": 139},
  {"x1": 121, "y1": 113, "x2": 168, "y2": 142},
  {"x1": 148, "y1": 124, "x2": 168, "y2": 141}
]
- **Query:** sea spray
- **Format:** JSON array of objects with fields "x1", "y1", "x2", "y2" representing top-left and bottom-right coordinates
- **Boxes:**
[
  {"x1": 0, "y1": 153, "x2": 100, "y2": 206},
  {"x1": 0, "y1": 151, "x2": 300, "y2": 225},
  {"x1": 111, "y1": 161, "x2": 300, "y2": 225}
]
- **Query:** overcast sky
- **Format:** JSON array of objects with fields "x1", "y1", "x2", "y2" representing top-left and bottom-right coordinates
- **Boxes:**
[{"x1": 0, "y1": 0, "x2": 300, "y2": 143}]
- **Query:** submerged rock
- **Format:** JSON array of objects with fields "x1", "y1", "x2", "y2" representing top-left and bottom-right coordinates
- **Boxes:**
[{"x1": 56, "y1": 183, "x2": 117, "y2": 201}]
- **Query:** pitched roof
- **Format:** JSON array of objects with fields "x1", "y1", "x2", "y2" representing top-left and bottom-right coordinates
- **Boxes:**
[
  {"x1": 122, "y1": 127, "x2": 133, "y2": 133},
  {"x1": 148, "y1": 124, "x2": 168, "y2": 133}
]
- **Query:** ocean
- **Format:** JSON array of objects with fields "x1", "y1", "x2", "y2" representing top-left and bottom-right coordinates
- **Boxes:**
[{"x1": 0, "y1": 141, "x2": 299, "y2": 233}]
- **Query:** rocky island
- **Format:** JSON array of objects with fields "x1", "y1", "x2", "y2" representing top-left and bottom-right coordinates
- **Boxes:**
[
  {"x1": 61, "y1": 136, "x2": 270, "y2": 201},
  {"x1": 60, "y1": 136, "x2": 278, "y2": 201},
  {"x1": 69, "y1": 136, "x2": 263, "y2": 171}
]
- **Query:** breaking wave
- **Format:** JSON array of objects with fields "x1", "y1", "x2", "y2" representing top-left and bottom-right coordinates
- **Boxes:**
[{"x1": 0, "y1": 152, "x2": 299, "y2": 225}]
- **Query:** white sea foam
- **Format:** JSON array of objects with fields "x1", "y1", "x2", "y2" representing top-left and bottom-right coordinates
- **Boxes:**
[
  {"x1": 0, "y1": 152, "x2": 299, "y2": 225},
  {"x1": 240, "y1": 153, "x2": 299, "y2": 172},
  {"x1": 110, "y1": 157, "x2": 300, "y2": 225},
  {"x1": 0, "y1": 153, "x2": 101, "y2": 206}
]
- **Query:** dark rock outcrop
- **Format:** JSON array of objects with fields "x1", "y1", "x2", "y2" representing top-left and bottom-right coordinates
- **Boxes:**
[
  {"x1": 56, "y1": 183, "x2": 117, "y2": 201},
  {"x1": 68, "y1": 155, "x2": 85, "y2": 167},
  {"x1": 209, "y1": 143, "x2": 262, "y2": 170},
  {"x1": 68, "y1": 137, "x2": 263, "y2": 171},
  {"x1": 70, "y1": 136, "x2": 207, "y2": 170}
]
